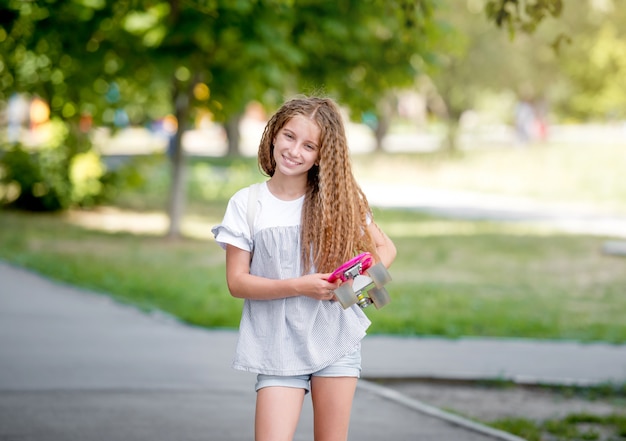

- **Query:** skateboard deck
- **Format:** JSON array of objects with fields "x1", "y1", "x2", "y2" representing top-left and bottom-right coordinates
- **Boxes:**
[{"x1": 328, "y1": 252, "x2": 392, "y2": 310}]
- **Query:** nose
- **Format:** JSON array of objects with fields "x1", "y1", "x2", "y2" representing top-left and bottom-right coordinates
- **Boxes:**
[{"x1": 288, "y1": 142, "x2": 305, "y2": 155}]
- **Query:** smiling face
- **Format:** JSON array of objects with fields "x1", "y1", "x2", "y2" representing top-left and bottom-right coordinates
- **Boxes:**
[{"x1": 272, "y1": 115, "x2": 321, "y2": 179}]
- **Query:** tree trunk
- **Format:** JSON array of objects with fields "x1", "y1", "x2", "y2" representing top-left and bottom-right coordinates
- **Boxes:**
[
  {"x1": 166, "y1": 86, "x2": 190, "y2": 239},
  {"x1": 374, "y1": 111, "x2": 390, "y2": 152},
  {"x1": 224, "y1": 113, "x2": 243, "y2": 156},
  {"x1": 374, "y1": 96, "x2": 395, "y2": 152},
  {"x1": 443, "y1": 117, "x2": 460, "y2": 154}
]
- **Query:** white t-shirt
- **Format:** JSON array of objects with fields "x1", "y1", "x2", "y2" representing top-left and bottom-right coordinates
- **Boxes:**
[{"x1": 212, "y1": 182, "x2": 371, "y2": 375}]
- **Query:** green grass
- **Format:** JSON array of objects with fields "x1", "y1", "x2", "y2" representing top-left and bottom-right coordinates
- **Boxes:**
[
  {"x1": 382, "y1": 379, "x2": 626, "y2": 441},
  {"x1": 444, "y1": 382, "x2": 626, "y2": 440},
  {"x1": 2, "y1": 206, "x2": 625, "y2": 342},
  {"x1": 491, "y1": 413, "x2": 626, "y2": 441},
  {"x1": 371, "y1": 208, "x2": 626, "y2": 340},
  {"x1": 0, "y1": 210, "x2": 242, "y2": 329}
]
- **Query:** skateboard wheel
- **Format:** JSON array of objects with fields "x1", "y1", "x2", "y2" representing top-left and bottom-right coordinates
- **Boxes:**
[
  {"x1": 334, "y1": 284, "x2": 358, "y2": 309},
  {"x1": 367, "y1": 262, "x2": 392, "y2": 288},
  {"x1": 368, "y1": 286, "x2": 391, "y2": 309}
]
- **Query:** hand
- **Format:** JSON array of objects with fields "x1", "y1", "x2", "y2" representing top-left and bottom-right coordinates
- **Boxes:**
[{"x1": 295, "y1": 273, "x2": 340, "y2": 301}]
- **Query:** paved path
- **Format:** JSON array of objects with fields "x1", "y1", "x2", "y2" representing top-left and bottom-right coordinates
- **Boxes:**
[
  {"x1": 361, "y1": 182, "x2": 626, "y2": 238},
  {"x1": 1, "y1": 261, "x2": 626, "y2": 441}
]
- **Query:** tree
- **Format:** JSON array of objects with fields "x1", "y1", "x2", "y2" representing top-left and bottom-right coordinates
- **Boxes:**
[
  {"x1": 428, "y1": 0, "x2": 625, "y2": 147},
  {"x1": 113, "y1": 1, "x2": 300, "y2": 237},
  {"x1": 548, "y1": 1, "x2": 626, "y2": 120},
  {"x1": 420, "y1": 0, "x2": 569, "y2": 152},
  {"x1": 3, "y1": 0, "x2": 447, "y2": 234},
  {"x1": 1, "y1": 0, "x2": 299, "y2": 236},
  {"x1": 284, "y1": 1, "x2": 442, "y2": 151},
  {"x1": 0, "y1": 0, "x2": 146, "y2": 210},
  {"x1": 1, "y1": 0, "x2": 571, "y2": 237}
]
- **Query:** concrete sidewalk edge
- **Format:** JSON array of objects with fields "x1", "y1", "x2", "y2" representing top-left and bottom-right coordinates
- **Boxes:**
[{"x1": 358, "y1": 380, "x2": 527, "y2": 441}]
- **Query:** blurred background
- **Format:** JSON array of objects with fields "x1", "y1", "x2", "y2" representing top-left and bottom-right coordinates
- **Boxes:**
[
  {"x1": 1, "y1": 0, "x2": 625, "y2": 340},
  {"x1": 2, "y1": 0, "x2": 625, "y2": 228},
  {"x1": 2, "y1": 1, "x2": 626, "y2": 437}
]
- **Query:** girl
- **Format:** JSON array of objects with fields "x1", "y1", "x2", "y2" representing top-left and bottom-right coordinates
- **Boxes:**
[{"x1": 212, "y1": 96, "x2": 396, "y2": 441}]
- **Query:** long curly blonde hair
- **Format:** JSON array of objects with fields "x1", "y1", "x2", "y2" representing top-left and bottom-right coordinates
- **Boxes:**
[{"x1": 258, "y1": 96, "x2": 378, "y2": 274}]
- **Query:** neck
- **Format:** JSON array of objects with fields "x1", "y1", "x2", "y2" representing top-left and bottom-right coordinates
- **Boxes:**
[{"x1": 267, "y1": 176, "x2": 307, "y2": 201}]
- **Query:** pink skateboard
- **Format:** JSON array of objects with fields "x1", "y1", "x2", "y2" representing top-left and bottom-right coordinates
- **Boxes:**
[{"x1": 328, "y1": 252, "x2": 392, "y2": 309}]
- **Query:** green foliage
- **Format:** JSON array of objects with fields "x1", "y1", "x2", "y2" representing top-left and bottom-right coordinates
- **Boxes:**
[
  {"x1": 0, "y1": 118, "x2": 142, "y2": 211},
  {"x1": 485, "y1": 0, "x2": 563, "y2": 35},
  {"x1": 188, "y1": 159, "x2": 261, "y2": 203},
  {"x1": 0, "y1": 0, "x2": 450, "y2": 138},
  {"x1": 491, "y1": 418, "x2": 542, "y2": 441},
  {"x1": 491, "y1": 413, "x2": 626, "y2": 441},
  {"x1": 433, "y1": 0, "x2": 626, "y2": 126},
  {"x1": 558, "y1": 18, "x2": 626, "y2": 120},
  {"x1": 0, "y1": 118, "x2": 71, "y2": 210},
  {"x1": 1, "y1": 0, "x2": 451, "y2": 237},
  {"x1": 0, "y1": 144, "x2": 70, "y2": 211},
  {"x1": 0, "y1": 0, "x2": 122, "y2": 123},
  {"x1": 0, "y1": 141, "x2": 123, "y2": 211},
  {"x1": 290, "y1": 0, "x2": 443, "y2": 118},
  {"x1": 109, "y1": 155, "x2": 259, "y2": 212},
  {"x1": 1, "y1": 0, "x2": 595, "y2": 239},
  {"x1": 69, "y1": 151, "x2": 106, "y2": 204},
  {"x1": 429, "y1": 0, "x2": 568, "y2": 128}
]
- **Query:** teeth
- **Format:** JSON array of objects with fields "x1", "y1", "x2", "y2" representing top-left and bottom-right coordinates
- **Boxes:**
[{"x1": 284, "y1": 156, "x2": 300, "y2": 165}]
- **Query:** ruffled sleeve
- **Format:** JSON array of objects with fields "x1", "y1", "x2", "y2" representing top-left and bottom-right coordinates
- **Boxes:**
[{"x1": 211, "y1": 186, "x2": 253, "y2": 252}]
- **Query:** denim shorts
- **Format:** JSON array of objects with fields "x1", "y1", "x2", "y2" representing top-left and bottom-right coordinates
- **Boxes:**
[{"x1": 255, "y1": 348, "x2": 362, "y2": 394}]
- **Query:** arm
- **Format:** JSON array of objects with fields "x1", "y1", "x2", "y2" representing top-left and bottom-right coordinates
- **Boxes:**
[
  {"x1": 368, "y1": 221, "x2": 397, "y2": 268},
  {"x1": 225, "y1": 244, "x2": 339, "y2": 301}
]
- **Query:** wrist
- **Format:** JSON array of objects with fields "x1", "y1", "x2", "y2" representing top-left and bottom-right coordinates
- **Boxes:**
[{"x1": 290, "y1": 278, "x2": 302, "y2": 297}]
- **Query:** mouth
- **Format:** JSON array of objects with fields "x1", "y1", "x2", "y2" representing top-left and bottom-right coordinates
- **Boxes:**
[{"x1": 282, "y1": 155, "x2": 302, "y2": 166}]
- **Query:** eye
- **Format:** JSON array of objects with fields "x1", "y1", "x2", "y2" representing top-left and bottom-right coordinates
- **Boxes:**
[{"x1": 284, "y1": 132, "x2": 294, "y2": 139}]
